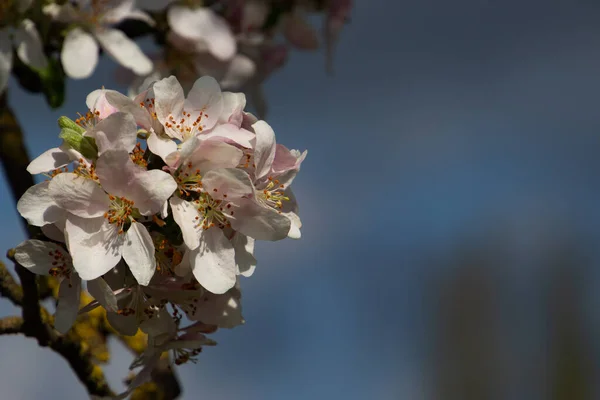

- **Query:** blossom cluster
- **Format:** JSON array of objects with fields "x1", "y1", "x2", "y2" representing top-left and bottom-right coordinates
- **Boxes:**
[
  {"x1": 13, "y1": 75, "x2": 305, "y2": 393},
  {"x1": 0, "y1": 0, "x2": 352, "y2": 114}
]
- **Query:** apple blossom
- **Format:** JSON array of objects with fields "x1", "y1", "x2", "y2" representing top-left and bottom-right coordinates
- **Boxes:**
[
  {"x1": 13, "y1": 75, "x2": 306, "y2": 389},
  {"x1": 45, "y1": 0, "x2": 154, "y2": 78}
]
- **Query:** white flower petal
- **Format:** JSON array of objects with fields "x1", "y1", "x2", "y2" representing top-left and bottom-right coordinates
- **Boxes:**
[
  {"x1": 13, "y1": 239, "x2": 70, "y2": 276},
  {"x1": 147, "y1": 132, "x2": 177, "y2": 162},
  {"x1": 54, "y1": 274, "x2": 81, "y2": 333},
  {"x1": 27, "y1": 147, "x2": 72, "y2": 174},
  {"x1": 96, "y1": 150, "x2": 177, "y2": 215},
  {"x1": 88, "y1": 111, "x2": 138, "y2": 154},
  {"x1": 87, "y1": 277, "x2": 118, "y2": 312},
  {"x1": 191, "y1": 229, "x2": 236, "y2": 294},
  {"x1": 0, "y1": 29, "x2": 13, "y2": 93},
  {"x1": 219, "y1": 92, "x2": 246, "y2": 126},
  {"x1": 202, "y1": 123, "x2": 254, "y2": 148},
  {"x1": 190, "y1": 288, "x2": 243, "y2": 328},
  {"x1": 49, "y1": 173, "x2": 109, "y2": 218},
  {"x1": 168, "y1": 6, "x2": 236, "y2": 61},
  {"x1": 231, "y1": 198, "x2": 291, "y2": 241},
  {"x1": 187, "y1": 139, "x2": 243, "y2": 172},
  {"x1": 14, "y1": 19, "x2": 48, "y2": 70},
  {"x1": 220, "y1": 55, "x2": 256, "y2": 90},
  {"x1": 184, "y1": 76, "x2": 223, "y2": 132},
  {"x1": 201, "y1": 168, "x2": 253, "y2": 200},
  {"x1": 61, "y1": 28, "x2": 99, "y2": 79},
  {"x1": 17, "y1": 181, "x2": 67, "y2": 226},
  {"x1": 232, "y1": 234, "x2": 256, "y2": 277},
  {"x1": 41, "y1": 222, "x2": 66, "y2": 242},
  {"x1": 107, "y1": 310, "x2": 138, "y2": 336},
  {"x1": 252, "y1": 120, "x2": 276, "y2": 179},
  {"x1": 106, "y1": 90, "x2": 153, "y2": 128},
  {"x1": 95, "y1": 28, "x2": 153, "y2": 76},
  {"x1": 122, "y1": 222, "x2": 156, "y2": 286},
  {"x1": 170, "y1": 197, "x2": 200, "y2": 250},
  {"x1": 65, "y1": 215, "x2": 124, "y2": 281}
]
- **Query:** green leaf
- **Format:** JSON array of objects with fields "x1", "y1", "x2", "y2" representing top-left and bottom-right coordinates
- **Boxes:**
[
  {"x1": 58, "y1": 116, "x2": 85, "y2": 134},
  {"x1": 38, "y1": 58, "x2": 66, "y2": 109}
]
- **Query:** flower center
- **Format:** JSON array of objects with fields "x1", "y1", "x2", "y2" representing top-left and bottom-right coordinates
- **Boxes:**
[
  {"x1": 75, "y1": 110, "x2": 101, "y2": 131},
  {"x1": 258, "y1": 177, "x2": 289, "y2": 211},
  {"x1": 130, "y1": 143, "x2": 148, "y2": 168},
  {"x1": 73, "y1": 158, "x2": 99, "y2": 181},
  {"x1": 104, "y1": 195, "x2": 136, "y2": 234},
  {"x1": 47, "y1": 248, "x2": 72, "y2": 278},
  {"x1": 193, "y1": 192, "x2": 233, "y2": 230},
  {"x1": 153, "y1": 234, "x2": 182, "y2": 275},
  {"x1": 175, "y1": 161, "x2": 202, "y2": 196},
  {"x1": 164, "y1": 109, "x2": 209, "y2": 141}
]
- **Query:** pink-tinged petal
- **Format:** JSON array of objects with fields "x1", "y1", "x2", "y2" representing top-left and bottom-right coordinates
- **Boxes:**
[
  {"x1": 272, "y1": 145, "x2": 306, "y2": 176},
  {"x1": 147, "y1": 132, "x2": 177, "y2": 162},
  {"x1": 122, "y1": 222, "x2": 156, "y2": 286},
  {"x1": 13, "y1": 239, "x2": 70, "y2": 276},
  {"x1": 87, "y1": 277, "x2": 118, "y2": 312},
  {"x1": 202, "y1": 123, "x2": 254, "y2": 148},
  {"x1": 232, "y1": 233, "x2": 256, "y2": 277},
  {"x1": 27, "y1": 147, "x2": 72, "y2": 174},
  {"x1": 86, "y1": 89, "x2": 119, "y2": 119},
  {"x1": 0, "y1": 29, "x2": 12, "y2": 93},
  {"x1": 96, "y1": 150, "x2": 177, "y2": 215},
  {"x1": 54, "y1": 274, "x2": 81, "y2": 333},
  {"x1": 49, "y1": 173, "x2": 109, "y2": 218},
  {"x1": 184, "y1": 76, "x2": 223, "y2": 132},
  {"x1": 88, "y1": 112, "x2": 138, "y2": 154},
  {"x1": 168, "y1": 6, "x2": 236, "y2": 61},
  {"x1": 17, "y1": 181, "x2": 67, "y2": 226},
  {"x1": 170, "y1": 197, "x2": 200, "y2": 250},
  {"x1": 191, "y1": 228, "x2": 236, "y2": 294},
  {"x1": 65, "y1": 215, "x2": 124, "y2": 281},
  {"x1": 242, "y1": 0, "x2": 268, "y2": 32},
  {"x1": 283, "y1": 14, "x2": 319, "y2": 50},
  {"x1": 202, "y1": 168, "x2": 253, "y2": 201},
  {"x1": 252, "y1": 120, "x2": 276, "y2": 179},
  {"x1": 187, "y1": 139, "x2": 243, "y2": 172},
  {"x1": 14, "y1": 19, "x2": 48, "y2": 70},
  {"x1": 61, "y1": 28, "x2": 99, "y2": 79},
  {"x1": 95, "y1": 28, "x2": 153, "y2": 76},
  {"x1": 219, "y1": 92, "x2": 246, "y2": 126},
  {"x1": 231, "y1": 198, "x2": 291, "y2": 241}
]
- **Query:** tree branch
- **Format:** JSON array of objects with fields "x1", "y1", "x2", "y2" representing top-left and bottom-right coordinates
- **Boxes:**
[
  {"x1": 0, "y1": 260, "x2": 23, "y2": 306},
  {"x1": 0, "y1": 316, "x2": 23, "y2": 334}
]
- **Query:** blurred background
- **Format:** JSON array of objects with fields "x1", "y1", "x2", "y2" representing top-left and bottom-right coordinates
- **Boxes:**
[{"x1": 3, "y1": 0, "x2": 600, "y2": 398}]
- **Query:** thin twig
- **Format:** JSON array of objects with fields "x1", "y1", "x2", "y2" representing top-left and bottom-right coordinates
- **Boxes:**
[
  {"x1": 0, "y1": 316, "x2": 23, "y2": 334},
  {"x1": 0, "y1": 260, "x2": 23, "y2": 306}
]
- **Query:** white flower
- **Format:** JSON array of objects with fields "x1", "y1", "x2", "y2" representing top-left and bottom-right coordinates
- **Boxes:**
[
  {"x1": 48, "y1": 150, "x2": 177, "y2": 284},
  {"x1": 46, "y1": 0, "x2": 153, "y2": 78},
  {"x1": 167, "y1": 5, "x2": 236, "y2": 61},
  {"x1": 13, "y1": 240, "x2": 81, "y2": 333},
  {"x1": 0, "y1": 17, "x2": 48, "y2": 93}
]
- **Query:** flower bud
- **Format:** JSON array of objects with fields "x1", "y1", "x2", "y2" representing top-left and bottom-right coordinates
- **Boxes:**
[
  {"x1": 57, "y1": 116, "x2": 85, "y2": 134},
  {"x1": 59, "y1": 128, "x2": 98, "y2": 160}
]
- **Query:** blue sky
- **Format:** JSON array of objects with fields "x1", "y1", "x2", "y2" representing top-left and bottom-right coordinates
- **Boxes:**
[{"x1": 2, "y1": 0, "x2": 600, "y2": 398}]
